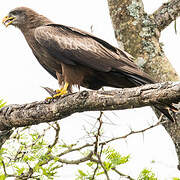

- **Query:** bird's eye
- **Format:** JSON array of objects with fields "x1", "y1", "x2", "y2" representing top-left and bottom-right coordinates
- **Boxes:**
[{"x1": 10, "y1": 10, "x2": 22, "y2": 16}]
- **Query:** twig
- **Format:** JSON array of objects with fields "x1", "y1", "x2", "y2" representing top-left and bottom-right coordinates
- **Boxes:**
[
  {"x1": 49, "y1": 122, "x2": 60, "y2": 148},
  {"x1": 112, "y1": 167, "x2": 135, "y2": 180},
  {"x1": 97, "y1": 153, "x2": 110, "y2": 180},
  {"x1": 56, "y1": 151, "x2": 93, "y2": 164},
  {"x1": 92, "y1": 163, "x2": 99, "y2": 180},
  {"x1": 94, "y1": 111, "x2": 103, "y2": 155},
  {"x1": 2, "y1": 160, "x2": 7, "y2": 176},
  {"x1": 100, "y1": 120, "x2": 162, "y2": 145}
]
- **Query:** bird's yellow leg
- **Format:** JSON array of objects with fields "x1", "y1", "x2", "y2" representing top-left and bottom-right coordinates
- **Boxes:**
[
  {"x1": 45, "y1": 83, "x2": 69, "y2": 100},
  {"x1": 53, "y1": 82, "x2": 69, "y2": 98}
]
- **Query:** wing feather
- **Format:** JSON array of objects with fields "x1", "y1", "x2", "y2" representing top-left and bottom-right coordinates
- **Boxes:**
[{"x1": 34, "y1": 24, "x2": 153, "y2": 82}]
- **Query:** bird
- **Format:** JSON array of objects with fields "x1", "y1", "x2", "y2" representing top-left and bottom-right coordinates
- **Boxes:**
[{"x1": 2, "y1": 7, "x2": 178, "y2": 121}]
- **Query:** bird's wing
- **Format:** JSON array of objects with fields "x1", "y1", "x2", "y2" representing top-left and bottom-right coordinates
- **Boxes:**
[{"x1": 34, "y1": 24, "x2": 151, "y2": 80}]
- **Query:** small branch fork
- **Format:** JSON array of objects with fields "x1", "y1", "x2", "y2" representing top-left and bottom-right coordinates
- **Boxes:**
[
  {"x1": 94, "y1": 111, "x2": 103, "y2": 155},
  {"x1": 92, "y1": 112, "x2": 111, "y2": 180}
]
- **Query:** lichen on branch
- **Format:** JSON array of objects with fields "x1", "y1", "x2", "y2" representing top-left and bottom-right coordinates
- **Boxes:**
[{"x1": 0, "y1": 81, "x2": 179, "y2": 131}]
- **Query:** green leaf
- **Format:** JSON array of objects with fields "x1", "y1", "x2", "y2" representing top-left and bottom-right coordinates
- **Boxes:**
[
  {"x1": 96, "y1": 171, "x2": 105, "y2": 176},
  {"x1": 138, "y1": 168, "x2": 157, "y2": 180},
  {"x1": 174, "y1": 19, "x2": 177, "y2": 34},
  {"x1": 103, "y1": 161, "x2": 111, "y2": 171},
  {"x1": 54, "y1": 156, "x2": 59, "y2": 162},
  {"x1": 0, "y1": 174, "x2": 6, "y2": 180},
  {"x1": 0, "y1": 148, "x2": 6, "y2": 155},
  {"x1": 14, "y1": 165, "x2": 26, "y2": 176},
  {"x1": 103, "y1": 146, "x2": 129, "y2": 167},
  {"x1": 34, "y1": 163, "x2": 40, "y2": 172},
  {"x1": 0, "y1": 99, "x2": 6, "y2": 108},
  {"x1": 86, "y1": 161, "x2": 94, "y2": 167},
  {"x1": 78, "y1": 169, "x2": 87, "y2": 177}
]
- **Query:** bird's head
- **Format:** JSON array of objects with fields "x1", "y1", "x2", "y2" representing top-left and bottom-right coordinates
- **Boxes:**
[
  {"x1": 2, "y1": 7, "x2": 29, "y2": 28},
  {"x1": 2, "y1": 7, "x2": 51, "y2": 29}
]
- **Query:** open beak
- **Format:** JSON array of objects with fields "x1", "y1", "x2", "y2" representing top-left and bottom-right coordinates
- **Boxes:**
[{"x1": 2, "y1": 16, "x2": 15, "y2": 27}]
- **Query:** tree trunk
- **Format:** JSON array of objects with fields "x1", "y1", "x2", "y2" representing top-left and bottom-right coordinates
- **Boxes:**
[{"x1": 107, "y1": 0, "x2": 180, "y2": 167}]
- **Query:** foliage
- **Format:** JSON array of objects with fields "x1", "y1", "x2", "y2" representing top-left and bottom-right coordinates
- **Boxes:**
[
  {"x1": 103, "y1": 146, "x2": 130, "y2": 169},
  {"x1": 0, "y1": 99, "x2": 6, "y2": 108},
  {"x1": 138, "y1": 168, "x2": 157, "y2": 180},
  {"x1": 0, "y1": 124, "x2": 61, "y2": 179},
  {"x1": 0, "y1": 125, "x2": 138, "y2": 180},
  {"x1": 76, "y1": 146, "x2": 130, "y2": 180}
]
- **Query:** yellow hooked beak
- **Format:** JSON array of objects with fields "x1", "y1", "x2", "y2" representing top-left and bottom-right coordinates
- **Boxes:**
[{"x1": 2, "y1": 16, "x2": 15, "y2": 27}]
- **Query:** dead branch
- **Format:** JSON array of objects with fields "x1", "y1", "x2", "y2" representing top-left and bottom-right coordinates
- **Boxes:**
[{"x1": 0, "y1": 82, "x2": 179, "y2": 131}]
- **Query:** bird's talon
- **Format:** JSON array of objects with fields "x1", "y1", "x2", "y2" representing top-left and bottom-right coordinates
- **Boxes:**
[
  {"x1": 60, "y1": 90, "x2": 68, "y2": 95},
  {"x1": 55, "y1": 89, "x2": 62, "y2": 93},
  {"x1": 45, "y1": 96, "x2": 53, "y2": 100},
  {"x1": 53, "y1": 93, "x2": 60, "y2": 98},
  {"x1": 53, "y1": 90, "x2": 68, "y2": 98},
  {"x1": 45, "y1": 87, "x2": 68, "y2": 100}
]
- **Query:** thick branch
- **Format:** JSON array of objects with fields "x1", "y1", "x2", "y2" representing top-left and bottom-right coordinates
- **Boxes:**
[
  {"x1": 153, "y1": 0, "x2": 180, "y2": 32},
  {"x1": 0, "y1": 82, "x2": 179, "y2": 131},
  {"x1": 107, "y1": 0, "x2": 179, "y2": 82},
  {"x1": 107, "y1": 0, "x2": 180, "y2": 166}
]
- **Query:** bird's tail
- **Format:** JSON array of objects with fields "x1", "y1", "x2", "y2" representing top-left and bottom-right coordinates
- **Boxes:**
[
  {"x1": 103, "y1": 71, "x2": 178, "y2": 122},
  {"x1": 154, "y1": 104, "x2": 178, "y2": 122}
]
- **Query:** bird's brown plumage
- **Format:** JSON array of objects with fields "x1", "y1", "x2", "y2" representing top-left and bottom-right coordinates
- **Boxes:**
[{"x1": 2, "y1": 7, "x2": 178, "y2": 121}]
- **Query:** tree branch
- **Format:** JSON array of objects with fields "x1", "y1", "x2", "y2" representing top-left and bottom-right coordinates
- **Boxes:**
[
  {"x1": 153, "y1": 0, "x2": 180, "y2": 32},
  {"x1": 55, "y1": 151, "x2": 93, "y2": 165},
  {"x1": 0, "y1": 82, "x2": 179, "y2": 131},
  {"x1": 107, "y1": 0, "x2": 180, "y2": 166},
  {"x1": 112, "y1": 167, "x2": 135, "y2": 180},
  {"x1": 107, "y1": 0, "x2": 179, "y2": 83}
]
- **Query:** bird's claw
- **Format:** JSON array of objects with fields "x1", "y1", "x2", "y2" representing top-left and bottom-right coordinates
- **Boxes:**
[
  {"x1": 45, "y1": 89, "x2": 68, "y2": 100},
  {"x1": 53, "y1": 89, "x2": 68, "y2": 98},
  {"x1": 55, "y1": 89, "x2": 62, "y2": 93}
]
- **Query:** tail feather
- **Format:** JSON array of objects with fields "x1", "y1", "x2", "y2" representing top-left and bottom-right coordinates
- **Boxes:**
[
  {"x1": 97, "y1": 71, "x2": 178, "y2": 122},
  {"x1": 154, "y1": 105, "x2": 178, "y2": 122},
  {"x1": 116, "y1": 72, "x2": 179, "y2": 122}
]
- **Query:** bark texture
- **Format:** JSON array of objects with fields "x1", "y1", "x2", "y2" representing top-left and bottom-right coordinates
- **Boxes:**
[
  {"x1": 107, "y1": 0, "x2": 180, "y2": 166},
  {"x1": 0, "y1": 82, "x2": 179, "y2": 131}
]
